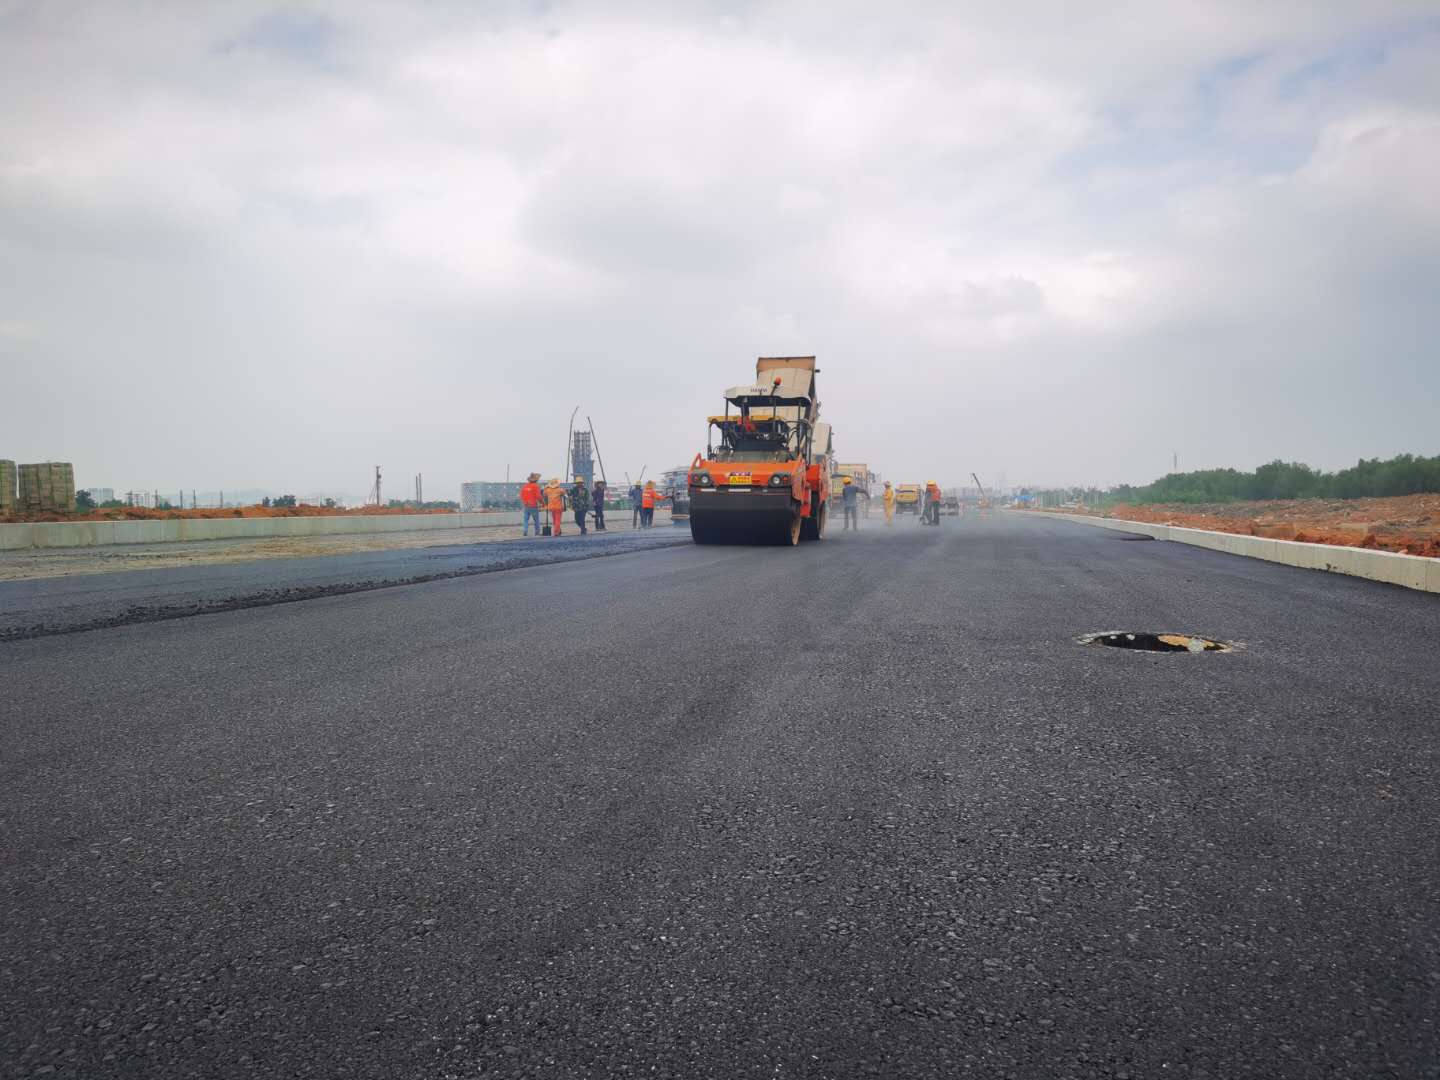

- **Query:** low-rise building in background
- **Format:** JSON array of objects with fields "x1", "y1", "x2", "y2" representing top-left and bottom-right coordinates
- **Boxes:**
[{"x1": 461, "y1": 481, "x2": 524, "y2": 510}]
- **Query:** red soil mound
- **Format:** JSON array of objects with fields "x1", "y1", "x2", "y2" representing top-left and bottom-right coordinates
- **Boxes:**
[{"x1": 1099, "y1": 495, "x2": 1440, "y2": 559}]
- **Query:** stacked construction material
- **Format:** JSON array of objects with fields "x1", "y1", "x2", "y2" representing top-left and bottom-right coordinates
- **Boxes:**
[
  {"x1": 0, "y1": 460, "x2": 15, "y2": 514},
  {"x1": 18, "y1": 461, "x2": 77, "y2": 513}
]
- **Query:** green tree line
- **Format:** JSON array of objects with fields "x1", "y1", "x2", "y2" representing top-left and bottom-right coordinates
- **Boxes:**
[{"x1": 1111, "y1": 453, "x2": 1440, "y2": 504}]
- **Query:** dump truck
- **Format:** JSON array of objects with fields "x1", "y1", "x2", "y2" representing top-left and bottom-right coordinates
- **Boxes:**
[
  {"x1": 894, "y1": 483, "x2": 922, "y2": 514},
  {"x1": 813, "y1": 421, "x2": 834, "y2": 469},
  {"x1": 835, "y1": 463, "x2": 871, "y2": 496},
  {"x1": 689, "y1": 356, "x2": 830, "y2": 545}
]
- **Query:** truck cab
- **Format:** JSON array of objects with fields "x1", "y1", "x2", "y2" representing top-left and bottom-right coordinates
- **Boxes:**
[{"x1": 894, "y1": 483, "x2": 921, "y2": 513}]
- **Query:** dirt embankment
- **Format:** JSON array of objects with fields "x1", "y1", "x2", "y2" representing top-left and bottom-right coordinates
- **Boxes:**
[{"x1": 1092, "y1": 494, "x2": 1440, "y2": 558}]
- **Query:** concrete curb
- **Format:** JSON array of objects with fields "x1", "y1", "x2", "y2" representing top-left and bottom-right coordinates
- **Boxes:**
[
  {"x1": 1, "y1": 511, "x2": 528, "y2": 552},
  {"x1": 1019, "y1": 511, "x2": 1440, "y2": 595}
]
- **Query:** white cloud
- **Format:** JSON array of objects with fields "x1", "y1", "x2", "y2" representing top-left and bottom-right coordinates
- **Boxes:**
[{"x1": 0, "y1": 318, "x2": 39, "y2": 343}]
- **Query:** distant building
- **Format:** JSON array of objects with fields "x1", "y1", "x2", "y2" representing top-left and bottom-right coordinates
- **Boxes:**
[
  {"x1": 84, "y1": 487, "x2": 114, "y2": 504},
  {"x1": 461, "y1": 481, "x2": 524, "y2": 510}
]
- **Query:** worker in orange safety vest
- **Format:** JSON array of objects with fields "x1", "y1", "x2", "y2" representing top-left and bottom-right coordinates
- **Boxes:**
[
  {"x1": 924, "y1": 481, "x2": 943, "y2": 526},
  {"x1": 545, "y1": 478, "x2": 566, "y2": 536},
  {"x1": 640, "y1": 480, "x2": 667, "y2": 528},
  {"x1": 520, "y1": 472, "x2": 543, "y2": 536}
]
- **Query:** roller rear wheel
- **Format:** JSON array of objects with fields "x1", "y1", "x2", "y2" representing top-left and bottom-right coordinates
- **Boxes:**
[
  {"x1": 782, "y1": 506, "x2": 802, "y2": 546},
  {"x1": 800, "y1": 499, "x2": 827, "y2": 541}
]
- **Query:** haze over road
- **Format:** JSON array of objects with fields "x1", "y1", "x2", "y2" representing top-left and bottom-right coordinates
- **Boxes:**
[{"x1": 3, "y1": 515, "x2": 1436, "y2": 1078}]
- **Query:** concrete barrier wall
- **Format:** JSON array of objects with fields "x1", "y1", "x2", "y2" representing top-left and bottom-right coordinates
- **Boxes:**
[
  {"x1": 1020, "y1": 511, "x2": 1440, "y2": 594},
  {"x1": 1, "y1": 511, "x2": 528, "y2": 552}
]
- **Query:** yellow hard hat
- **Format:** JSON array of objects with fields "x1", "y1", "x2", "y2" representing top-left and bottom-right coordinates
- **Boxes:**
[
  {"x1": 843, "y1": 476, "x2": 853, "y2": 484},
  {"x1": 927, "y1": 480, "x2": 937, "y2": 486}
]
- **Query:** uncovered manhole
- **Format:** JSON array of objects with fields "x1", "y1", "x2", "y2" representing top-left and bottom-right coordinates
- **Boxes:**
[{"x1": 1078, "y1": 631, "x2": 1233, "y2": 653}]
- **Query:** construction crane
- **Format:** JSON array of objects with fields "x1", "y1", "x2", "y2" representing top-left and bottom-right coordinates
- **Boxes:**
[{"x1": 972, "y1": 472, "x2": 991, "y2": 510}]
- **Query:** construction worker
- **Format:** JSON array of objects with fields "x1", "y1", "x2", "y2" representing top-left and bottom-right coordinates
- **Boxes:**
[
  {"x1": 924, "y1": 480, "x2": 942, "y2": 526},
  {"x1": 841, "y1": 476, "x2": 859, "y2": 531},
  {"x1": 630, "y1": 483, "x2": 643, "y2": 528},
  {"x1": 882, "y1": 481, "x2": 895, "y2": 526},
  {"x1": 520, "y1": 472, "x2": 543, "y2": 536},
  {"x1": 545, "y1": 478, "x2": 566, "y2": 536},
  {"x1": 640, "y1": 480, "x2": 666, "y2": 527},
  {"x1": 570, "y1": 477, "x2": 592, "y2": 535},
  {"x1": 592, "y1": 479, "x2": 607, "y2": 531}
]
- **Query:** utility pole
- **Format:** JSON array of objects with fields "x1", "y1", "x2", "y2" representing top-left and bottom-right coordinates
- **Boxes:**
[
  {"x1": 564, "y1": 405, "x2": 579, "y2": 485},
  {"x1": 415, "y1": 473, "x2": 422, "y2": 504},
  {"x1": 373, "y1": 466, "x2": 382, "y2": 507},
  {"x1": 1173, "y1": 450, "x2": 1178, "y2": 472}
]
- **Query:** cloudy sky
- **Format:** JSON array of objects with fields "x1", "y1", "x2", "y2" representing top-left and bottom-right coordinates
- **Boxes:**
[{"x1": 3, "y1": 1, "x2": 1438, "y2": 498}]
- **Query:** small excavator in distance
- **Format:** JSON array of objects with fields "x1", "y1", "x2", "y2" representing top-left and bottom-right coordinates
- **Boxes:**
[{"x1": 688, "y1": 357, "x2": 830, "y2": 545}]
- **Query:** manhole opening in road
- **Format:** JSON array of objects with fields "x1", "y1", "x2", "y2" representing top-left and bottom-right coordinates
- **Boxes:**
[{"x1": 1078, "y1": 631, "x2": 1233, "y2": 654}]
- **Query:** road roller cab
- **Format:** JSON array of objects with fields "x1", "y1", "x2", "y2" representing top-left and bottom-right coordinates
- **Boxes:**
[{"x1": 689, "y1": 357, "x2": 830, "y2": 545}]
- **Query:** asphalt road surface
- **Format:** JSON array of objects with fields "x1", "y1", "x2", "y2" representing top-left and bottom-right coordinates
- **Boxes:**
[
  {"x1": 3, "y1": 513, "x2": 1437, "y2": 1079},
  {"x1": 0, "y1": 528, "x2": 689, "y2": 641}
]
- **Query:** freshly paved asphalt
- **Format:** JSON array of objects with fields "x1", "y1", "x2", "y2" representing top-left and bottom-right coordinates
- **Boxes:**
[
  {"x1": 0, "y1": 528, "x2": 689, "y2": 641},
  {"x1": 2, "y1": 513, "x2": 1437, "y2": 1079}
]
